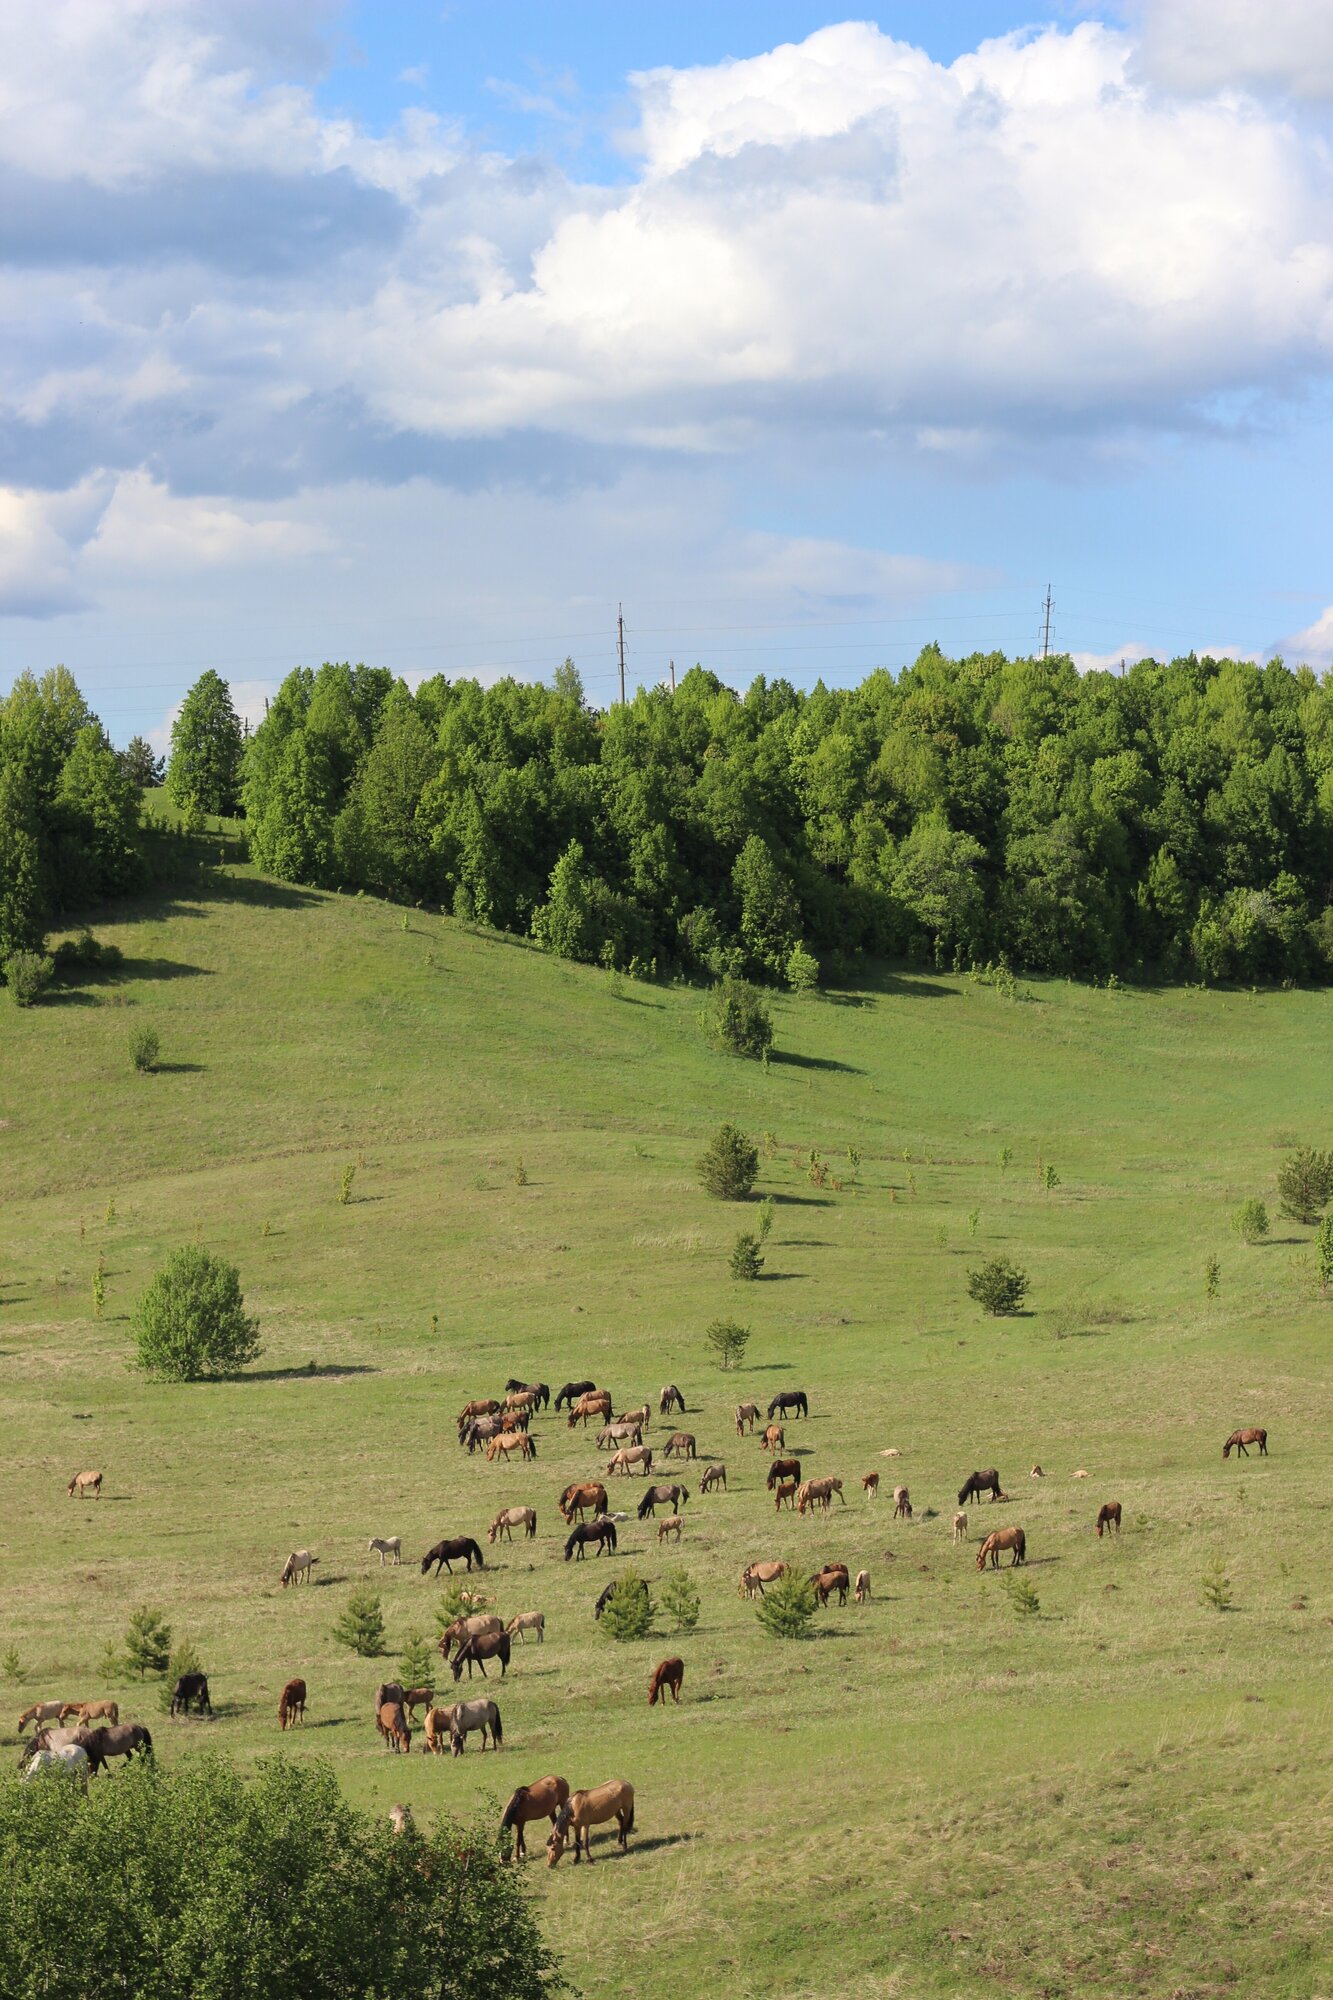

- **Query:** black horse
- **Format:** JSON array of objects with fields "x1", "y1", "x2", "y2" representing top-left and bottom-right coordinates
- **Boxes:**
[
  {"x1": 595, "y1": 1576, "x2": 648, "y2": 1619},
  {"x1": 169, "y1": 1673, "x2": 212, "y2": 1717},
  {"x1": 767, "y1": 1390, "x2": 809, "y2": 1420},
  {"x1": 637, "y1": 1483, "x2": 689, "y2": 1519},
  {"x1": 958, "y1": 1468, "x2": 1002, "y2": 1506},
  {"x1": 554, "y1": 1380, "x2": 596, "y2": 1411},
  {"x1": 421, "y1": 1536, "x2": 486, "y2": 1576},
  {"x1": 564, "y1": 1519, "x2": 617, "y2": 1562},
  {"x1": 504, "y1": 1379, "x2": 551, "y2": 1410},
  {"x1": 450, "y1": 1631, "x2": 512, "y2": 1681}
]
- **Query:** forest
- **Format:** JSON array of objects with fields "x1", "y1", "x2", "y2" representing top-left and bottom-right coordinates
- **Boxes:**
[{"x1": 4, "y1": 649, "x2": 1333, "y2": 985}]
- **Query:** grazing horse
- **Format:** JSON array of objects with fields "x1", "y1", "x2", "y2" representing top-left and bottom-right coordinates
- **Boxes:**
[
  {"x1": 554, "y1": 1380, "x2": 597, "y2": 1411},
  {"x1": 773, "y1": 1478, "x2": 798, "y2": 1511},
  {"x1": 620, "y1": 1403, "x2": 651, "y2": 1431},
  {"x1": 450, "y1": 1631, "x2": 512, "y2": 1681},
  {"x1": 488, "y1": 1506, "x2": 538, "y2": 1543},
  {"x1": 80, "y1": 1723, "x2": 153, "y2": 1772},
  {"x1": 735, "y1": 1401, "x2": 761, "y2": 1435},
  {"x1": 377, "y1": 1701, "x2": 411, "y2": 1753},
  {"x1": 279, "y1": 1549, "x2": 318, "y2": 1588},
  {"x1": 739, "y1": 1560, "x2": 787, "y2": 1598},
  {"x1": 854, "y1": 1569, "x2": 871, "y2": 1603},
  {"x1": 67, "y1": 1470, "x2": 102, "y2": 1499},
  {"x1": 19, "y1": 1702, "x2": 71, "y2": 1733},
  {"x1": 1096, "y1": 1502, "x2": 1122, "y2": 1538},
  {"x1": 811, "y1": 1563, "x2": 849, "y2": 1607},
  {"x1": 596, "y1": 1576, "x2": 648, "y2": 1619},
  {"x1": 699, "y1": 1461, "x2": 727, "y2": 1493},
  {"x1": 648, "y1": 1658, "x2": 684, "y2": 1705},
  {"x1": 368, "y1": 1536, "x2": 402, "y2": 1565},
  {"x1": 638, "y1": 1483, "x2": 689, "y2": 1519},
  {"x1": 1223, "y1": 1427, "x2": 1268, "y2": 1458},
  {"x1": 661, "y1": 1431, "x2": 696, "y2": 1460},
  {"x1": 504, "y1": 1388, "x2": 539, "y2": 1416},
  {"x1": 567, "y1": 1390, "x2": 612, "y2": 1428},
  {"x1": 278, "y1": 1679, "x2": 306, "y2": 1729},
  {"x1": 767, "y1": 1390, "x2": 809, "y2": 1421},
  {"x1": 505, "y1": 1379, "x2": 550, "y2": 1409},
  {"x1": 958, "y1": 1469, "x2": 1002, "y2": 1507},
  {"x1": 461, "y1": 1416, "x2": 503, "y2": 1452},
  {"x1": 501, "y1": 1776, "x2": 570, "y2": 1860},
  {"x1": 862, "y1": 1472, "x2": 880, "y2": 1497},
  {"x1": 458, "y1": 1399, "x2": 501, "y2": 1427},
  {"x1": 23, "y1": 1744, "x2": 89, "y2": 1789},
  {"x1": 607, "y1": 1445, "x2": 653, "y2": 1476},
  {"x1": 559, "y1": 1481, "x2": 609, "y2": 1523},
  {"x1": 759, "y1": 1424, "x2": 785, "y2": 1453},
  {"x1": 976, "y1": 1526, "x2": 1027, "y2": 1569},
  {"x1": 766, "y1": 1456, "x2": 802, "y2": 1491},
  {"x1": 170, "y1": 1673, "x2": 212, "y2": 1717},
  {"x1": 486, "y1": 1430, "x2": 537, "y2": 1462},
  {"x1": 506, "y1": 1611, "x2": 545, "y2": 1645},
  {"x1": 59, "y1": 1700, "x2": 118, "y2": 1728},
  {"x1": 421, "y1": 1537, "x2": 486, "y2": 1576},
  {"x1": 438, "y1": 1615, "x2": 503, "y2": 1660},
  {"x1": 565, "y1": 1518, "x2": 618, "y2": 1561},
  {"x1": 423, "y1": 1707, "x2": 453, "y2": 1755},
  {"x1": 656, "y1": 1515, "x2": 684, "y2": 1543},
  {"x1": 952, "y1": 1510, "x2": 968, "y2": 1543},
  {"x1": 598, "y1": 1421, "x2": 643, "y2": 1450},
  {"x1": 893, "y1": 1485, "x2": 912, "y2": 1520},
  {"x1": 659, "y1": 1384, "x2": 685, "y2": 1416},
  {"x1": 402, "y1": 1688, "x2": 434, "y2": 1721},
  {"x1": 797, "y1": 1477, "x2": 845, "y2": 1514},
  {"x1": 375, "y1": 1681, "x2": 407, "y2": 1714},
  {"x1": 546, "y1": 1781, "x2": 634, "y2": 1866},
  {"x1": 447, "y1": 1697, "x2": 503, "y2": 1754}
]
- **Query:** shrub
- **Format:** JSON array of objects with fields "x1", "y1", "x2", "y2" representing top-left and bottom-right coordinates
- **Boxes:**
[
  {"x1": 1002, "y1": 1574, "x2": 1040, "y2": 1618},
  {"x1": 705, "y1": 1318, "x2": 751, "y2": 1370},
  {"x1": 659, "y1": 1570, "x2": 701, "y2": 1633},
  {"x1": 1231, "y1": 1198, "x2": 1269, "y2": 1245},
  {"x1": 434, "y1": 1583, "x2": 490, "y2": 1636},
  {"x1": 598, "y1": 1574, "x2": 653, "y2": 1642},
  {"x1": 1041, "y1": 1164, "x2": 1060, "y2": 1194},
  {"x1": 332, "y1": 1588, "x2": 387, "y2": 1658},
  {"x1": 132, "y1": 1246, "x2": 261, "y2": 1381},
  {"x1": 697, "y1": 1123, "x2": 759, "y2": 1201},
  {"x1": 4, "y1": 951, "x2": 53, "y2": 1006},
  {"x1": 339, "y1": 1163, "x2": 356, "y2": 1206},
  {"x1": 1, "y1": 1646, "x2": 20, "y2": 1682},
  {"x1": 1317, "y1": 1215, "x2": 1333, "y2": 1294},
  {"x1": 110, "y1": 1604, "x2": 173, "y2": 1679},
  {"x1": 729, "y1": 1231, "x2": 764, "y2": 1281},
  {"x1": 92, "y1": 1269, "x2": 105, "y2": 1320},
  {"x1": 1204, "y1": 1255, "x2": 1220, "y2": 1300},
  {"x1": 130, "y1": 1024, "x2": 161, "y2": 1073},
  {"x1": 755, "y1": 1570, "x2": 817, "y2": 1640},
  {"x1": 54, "y1": 930, "x2": 123, "y2": 971},
  {"x1": 786, "y1": 942, "x2": 820, "y2": 993},
  {"x1": 756, "y1": 1197, "x2": 774, "y2": 1242},
  {"x1": 966, "y1": 1257, "x2": 1029, "y2": 1316},
  {"x1": 1276, "y1": 1146, "x2": 1333, "y2": 1226},
  {"x1": 697, "y1": 976, "x2": 774, "y2": 1060},
  {"x1": 1200, "y1": 1562, "x2": 1233, "y2": 1612},
  {"x1": 0, "y1": 1756, "x2": 565, "y2": 2000},
  {"x1": 399, "y1": 1628, "x2": 434, "y2": 1689}
]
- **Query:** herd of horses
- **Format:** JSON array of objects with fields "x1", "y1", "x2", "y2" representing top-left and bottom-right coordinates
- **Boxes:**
[{"x1": 44, "y1": 1398, "x2": 1272, "y2": 1869}]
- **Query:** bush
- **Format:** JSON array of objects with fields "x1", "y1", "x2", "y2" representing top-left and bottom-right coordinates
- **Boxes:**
[
  {"x1": 1231, "y1": 1198, "x2": 1269, "y2": 1245},
  {"x1": 1318, "y1": 1215, "x2": 1333, "y2": 1294},
  {"x1": 966, "y1": 1257, "x2": 1029, "y2": 1316},
  {"x1": 132, "y1": 1247, "x2": 262, "y2": 1381},
  {"x1": 1204, "y1": 1254, "x2": 1220, "y2": 1300},
  {"x1": 434, "y1": 1583, "x2": 490, "y2": 1637},
  {"x1": 597, "y1": 1574, "x2": 654, "y2": 1642},
  {"x1": 1276, "y1": 1146, "x2": 1333, "y2": 1226},
  {"x1": 704, "y1": 1318, "x2": 751, "y2": 1370},
  {"x1": 130, "y1": 1024, "x2": 161, "y2": 1073},
  {"x1": 332, "y1": 1588, "x2": 387, "y2": 1658},
  {"x1": 0, "y1": 1756, "x2": 565, "y2": 2000},
  {"x1": 755, "y1": 1570, "x2": 817, "y2": 1640},
  {"x1": 756, "y1": 1196, "x2": 774, "y2": 1242},
  {"x1": 4, "y1": 951, "x2": 53, "y2": 1006},
  {"x1": 697, "y1": 976, "x2": 774, "y2": 1059},
  {"x1": 697, "y1": 1123, "x2": 759, "y2": 1201},
  {"x1": 729, "y1": 1231, "x2": 764, "y2": 1281},
  {"x1": 659, "y1": 1570, "x2": 701, "y2": 1634},
  {"x1": 1201, "y1": 1562, "x2": 1233, "y2": 1612},
  {"x1": 54, "y1": 929, "x2": 123, "y2": 971},
  {"x1": 1002, "y1": 1574, "x2": 1041, "y2": 1618},
  {"x1": 786, "y1": 942, "x2": 820, "y2": 993}
]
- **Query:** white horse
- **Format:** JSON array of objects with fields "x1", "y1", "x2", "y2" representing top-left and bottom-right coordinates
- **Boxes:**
[
  {"x1": 24, "y1": 1744, "x2": 89, "y2": 1790},
  {"x1": 368, "y1": 1536, "x2": 401, "y2": 1565},
  {"x1": 280, "y1": 1549, "x2": 319, "y2": 1587}
]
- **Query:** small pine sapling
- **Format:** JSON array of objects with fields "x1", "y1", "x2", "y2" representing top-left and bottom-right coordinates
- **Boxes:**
[
  {"x1": 659, "y1": 1570, "x2": 701, "y2": 1634},
  {"x1": 598, "y1": 1575, "x2": 654, "y2": 1642},
  {"x1": 755, "y1": 1571, "x2": 817, "y2": 1640},
  {"x1": 332, "y1": 1588, "x2": 387, "y2": 1658},
  {"x1": 729, "y1": 1232, "x2": 764, "y2": 1281},
  {"x1": 705, "y1": 1318, "x2": 751, "y2": 1370}
]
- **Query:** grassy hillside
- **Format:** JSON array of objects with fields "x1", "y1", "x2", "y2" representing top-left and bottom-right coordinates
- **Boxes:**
[{"x1": 2, "y1": 857, "x2": 1331, "y2": 2000}]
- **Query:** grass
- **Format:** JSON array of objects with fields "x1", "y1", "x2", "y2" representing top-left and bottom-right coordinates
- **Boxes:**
[{"x1": 2, "y1": 853, "x2": 1332, "y2": 1998}]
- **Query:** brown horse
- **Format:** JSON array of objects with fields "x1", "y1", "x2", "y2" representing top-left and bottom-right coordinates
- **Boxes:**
[
  {"x1": 450, "y1": 1632, "x2": 511, "y2": 1681},
  {"x1": 648, "y1": 1658, "x2": 684, "y2": 1706},
  {"x1": 1223, "y1": 1428, "x2": 1268, "y2": 1458},
  {"x1": 893, "y1": 1485, "x2": 912, "y2": 1519},
  {"x1": 559, "y1": 1481, "x2": 609, "y2": 1523},
  {"x1": 811, "y1": 1564, "x2": 849, "y2": 1607},
  {"x1": 959, "y1": 1469, "x2": 1002, "y2": 1506},
  {"x1": 438, "y1": 1614, "x2": 503, "y2": 1660},
  {"x1": 486, "y1": 1431, "x2": 537, "y2": 1463},
  {"x1": 699, "y1": 1461, "x2": 727, "y2": 1493},
  {"x1": 766, "y1": 1456, "x2": 802, "y2": 1491},
  {"x1": 278, "y1": 1679, "x2": 306, "y2": 1729},
  {"x1": 457, "y1": 1398, "x2": 501, "y2": 1426},
  {"x1": 662, "y1": 1431, "x2": 696, "y2": 1460},
  {"x1": 659, "y1": 1384, "x2": 685, "y2": 1416},
  {"x1": 58, "y1": 1700, "x2": 118, "y2": 1728},
  {"x1": 1095, "y1": 1502, "x2": 1122, "y2": 1538},
  {"x1": 546, "y1": 1780, "x2": 635, "y2": 1866},
  {"x1": 773, "y1": 1479, "x2": 797, "y2": 1511},
  {"x1": 66, "y1": 1470, "x2": 102, "y2": 1499},
  {"x1": 500, "y1": 1775, "x2": 570, "y2": 1860},
  {"x1": 862, "y1": 1472, "x2": 879, "y2": 1497},
  {"x1": 976, "y1": 1526, "x2": 1026, "y2": 1569},
  {"x1": 567, "y1": 1390, "x2": 613, "y2": 1428},
  {"x1": 759, "y1": 1424, "x2": 785, "y2": 1453},
  {"x1": 739, "y1": 1560, "x2": 787, "y2": 1598},
  {"x1": 735, "y1": 1401, "x2": 761, "y2": 1435},
  {"x1": 377, "y1": 1701, "x2": 411, "y2": 1753},
  {"x1": 797, "y1": 1476, "x2": 845, "y2": 1514}
]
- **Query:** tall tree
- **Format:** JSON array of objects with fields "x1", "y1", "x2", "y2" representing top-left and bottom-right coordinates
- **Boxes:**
[
  {"x1": 0, "y1": 762, "x2": 46, "y2": 963},
  {"x1": 167, "y1": 671, "x2": 244, "y2": 815}
]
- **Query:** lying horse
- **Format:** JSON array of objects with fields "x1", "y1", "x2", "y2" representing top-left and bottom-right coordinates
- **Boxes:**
[
  {"x1": 421, "y1": 1536, "x2": 486, "y2": 1576},
  {"x1": 958, "y1": 1468, "x2": 1002, "y2": 1506},
  {"x1": 648, "y1": 1658, "x2": 684, "y2": 1705},
  {"x1": 699, "y1": 1461, "x2": 727, "y2": 1493},
  {"x1": 637, "y1": 1483, "x2": 689, "y2": 1520},
  {"x1": 1223, "y1": 1427, "x2": 1268, "y2": 1458},
  {"x1": 1095, "y1": 1502, "x2": 1122, "y2": 1538},
  {"x1": 565, "y1": 1519, "x2": 617, "y2": 1562},
  {"x1": 447, "y1": 1697, "x2": 503, "y2": 1754},
  {"x1": 559, "y1": 1481, "x2": 608, "y2": 1523},
  {"x1": 553, "y1": 1380, "x2": 597, "y2": 1411},
  {"x1": 278, "y1": 1679, "x2": 306, "y2": 1729},
  {"x1": 501, "y1": 1775, "x2": 570, "y2": 1860},
  {"x1": 280, "y1": 1549, "x2": 318, "y2": 1588},
  {"x1": 768, "y1": 1390, "x2": 809, "y2": 1420},
  {"x1": 450, "y1": 1631, "x2": 512, "y2": 1681},
  {"x1": 170, "y1": 1673, "x2": 212, "y2": 1716},
  {"x1": 659, "y1": 1384, "x2": 685, "y2": 1415},
  {"x1": 976, "y1": 1526, "x2": 1026, "y2": 1569},
  {"x1": 546, "y1": 1780, "x2": 634, "y2": 1865},
  {"x1": 488, "y1": 1506, "x2": 537, "y2": 1543}
]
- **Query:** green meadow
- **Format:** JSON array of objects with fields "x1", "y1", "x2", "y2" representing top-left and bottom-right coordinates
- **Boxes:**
[{"x1": 1, "y1": 855, "x2": 1330, "y2": 2000}]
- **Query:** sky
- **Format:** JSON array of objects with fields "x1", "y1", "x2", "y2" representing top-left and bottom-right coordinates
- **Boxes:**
[{"x1": 3, "y1": 0, "x2": 1333, "y2": 748}]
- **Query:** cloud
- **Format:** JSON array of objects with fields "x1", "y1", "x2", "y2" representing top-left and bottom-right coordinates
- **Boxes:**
[
  {"x1": 0, "y1": 478, "x2": 111, "y2": 616},
  {"x1": 1283, "y1": 603, "x2": 1333, "y2": 664},
  {"x1": 1070, "y1": 641, "x2": 1154, "y2": 674},
  {"x1": 1131, "y1": 0, "x2": 1333, "y2": 99},
  {"x1": 84, "y1": 471, "x2": 331, "y2": 573}
]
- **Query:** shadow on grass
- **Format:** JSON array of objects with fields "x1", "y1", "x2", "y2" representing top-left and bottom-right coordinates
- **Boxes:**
[
  {"x1": 239, "y1": 1363, "x2": 379, "y2": 1383},
  {"x1": 758, "y1": 1272, "x2": 805, "y2": 1283},
  {"x1": 153, "y1": 1061, "x2": 207, "y2": 1075},
  {"x1": 625, "y1": 1833, "x2": 696, "y2": 1858},
  {"x1": 767, "y1": 1192, "x2": 833, "y2": 1208},
  {"x1": 769, "y1": 1049, "x2": 864, "y2": 1075},
  {"x1": 198, "y1": 874, "x2": 322, "y2": 914},
  {"x1": 312, "y1": 1574, "x2": 348, "y2": 1588}
]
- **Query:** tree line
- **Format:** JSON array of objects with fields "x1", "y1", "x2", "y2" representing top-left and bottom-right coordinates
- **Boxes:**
[{"x1": 4, "y1": 650, "x2": 1332, "y2": 984}]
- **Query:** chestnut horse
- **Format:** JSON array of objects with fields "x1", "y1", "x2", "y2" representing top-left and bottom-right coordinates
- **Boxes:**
[
  {"x1": 546, "y1": 1780, "x2": 635, "y2": 1865},
  {"x1": 501, "y1": 1775, "x2": 570, "y2": 1860},
  {"x1": 559, "y1": 1481, "x2": 608, "y2": 1523},
  {"x1": 1095, "y1": 1502, "x2": 1122, "y2": 1537},
  {"x1": 766, "y1": 1456, "x2": 802, "y2": 1491},
  {"x1": 278, "y1": 1679, "x2": 306, "y2": 1729},
  {"x1": 1223, "y1": 1428, "x2": 1268, "y2": 1458},
  {"x1": 377, "y1": 1701, "x2": 411, "y2": 1753},
  {"x1": 810, "y1": 1563, "x2": 849, "y2": 1607},
  {"x1": 976, "y1": 1526, "x2": 1026, "y2": 1569},
  {"x1": 648, "y1": 1658, "x2": 684, "y2": 1706}
]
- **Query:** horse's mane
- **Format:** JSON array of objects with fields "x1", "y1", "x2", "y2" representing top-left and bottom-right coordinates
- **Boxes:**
[{"x1": 500, "y1": 1786, "x2": 528, "y2": 1829}]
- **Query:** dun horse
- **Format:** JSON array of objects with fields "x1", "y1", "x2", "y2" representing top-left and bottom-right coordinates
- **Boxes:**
[
  {"x1": 546, "y1": 1780, "x2": 635, "y2": 1865},
  {"x1": 976, "y1": 1526, "x2": 1027, "y2": 1569}
]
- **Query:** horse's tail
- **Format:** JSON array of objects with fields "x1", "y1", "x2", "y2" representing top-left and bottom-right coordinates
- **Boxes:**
[
  {"x1": 1015, "y1": 1529, "x2": 1026, "y2": 1562},
  {"x1": 140, "y1": 1729, "x2": 154, "y2": 1755},
  {"x1": 470, "y1": 1539, "x2": 485, "y2": 1568},
  {"x1": 623, "y1": 1798, "x2": 635, "y2": 1835},
  {"x1": 528, "y1": 1435, "x2": 538, "y2": 1457},
  {"x1": 607, "y1": 1521, "x2": 618, "y2": 1548},
  {"x1": 490, "y1": 1708, "x2": 503, "y2": 1747}
]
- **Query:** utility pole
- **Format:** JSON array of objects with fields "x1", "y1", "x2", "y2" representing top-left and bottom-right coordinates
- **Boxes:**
[
  {"x1": 1041, "y1": 585, "x2": 1053, "y2": 660},
  {"x1": 667, "y1": 658, "x2": 676, "y2": 694},
  {"x1": 617, "y1": 603, "x2": 626, "y2": 706}
]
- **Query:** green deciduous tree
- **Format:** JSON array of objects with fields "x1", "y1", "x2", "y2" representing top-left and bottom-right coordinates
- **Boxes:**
[
  {"x1": 133, "y1": 1247, "x2": 261, "y2": 1380},
  {"x1": 697, "y1": 976, "x2": 773, "y2": 1058},
  {"x1": 167, "y1": 671, "x2": 244, "y2": 815}
]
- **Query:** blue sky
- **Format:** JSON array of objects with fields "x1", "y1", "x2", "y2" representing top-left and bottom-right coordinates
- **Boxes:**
[{"x1": 3, "y1": 0, "x2": 1333, "y2": 745}]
